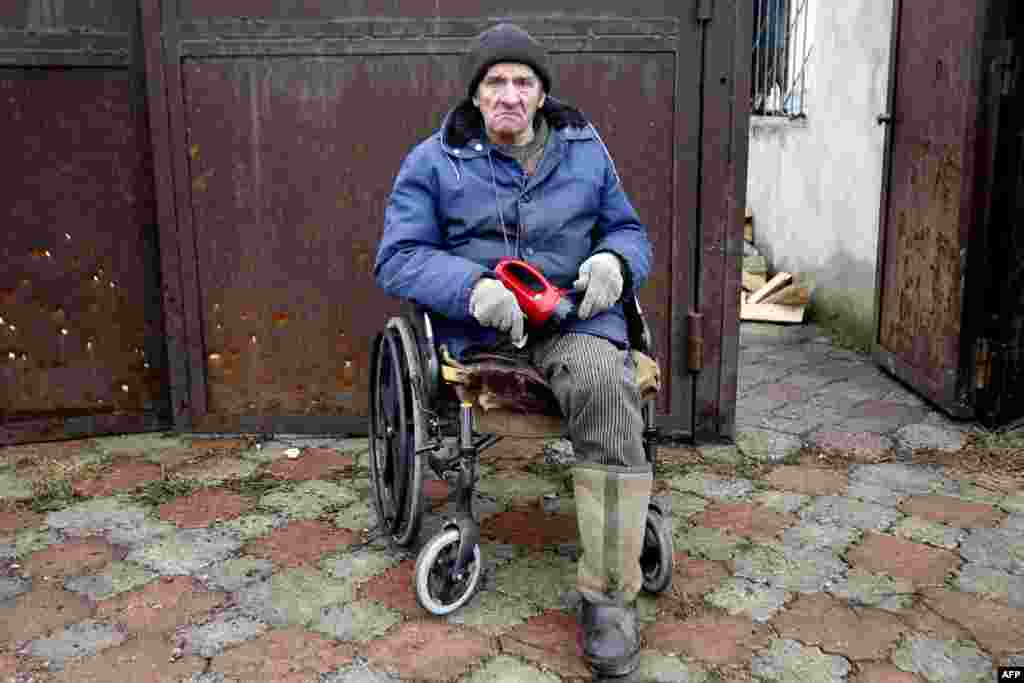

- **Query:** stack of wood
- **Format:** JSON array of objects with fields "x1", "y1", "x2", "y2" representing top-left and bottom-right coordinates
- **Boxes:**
[{"x1": 740, "y1": 209, "x2": 811, "y2": 323}]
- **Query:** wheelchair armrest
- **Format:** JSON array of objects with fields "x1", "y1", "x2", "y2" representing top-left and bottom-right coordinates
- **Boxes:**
[
  {"x1": 622, "y1": 294, "x2": 653, "y2": 354},
  {"x1": 399, "y1": 301, "x2": 441, "y2": 404}
]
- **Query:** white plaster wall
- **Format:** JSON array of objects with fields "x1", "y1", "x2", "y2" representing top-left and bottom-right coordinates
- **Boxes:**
[{"x1": 746, "y1": 0, "x2": 894, "y2": 339}]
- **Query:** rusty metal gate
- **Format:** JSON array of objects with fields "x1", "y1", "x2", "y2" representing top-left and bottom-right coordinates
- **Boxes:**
[
  {"x1": 0, "y1": 0, "x2": 170, "y2": 445},
  {"x1": 875, "y1": 0, "x2": 1023, "y2": 426},
  {"x1": 142, "y1": 1, "x2": 751, "y2": 440}
]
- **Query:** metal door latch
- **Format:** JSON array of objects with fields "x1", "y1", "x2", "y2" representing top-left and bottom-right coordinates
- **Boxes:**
[
  {"x1": 687, "y1": 311, "x2": 704, "y2": 372},
  {"x1": 992, "y1": 40, "x2": 1018, "y2": 96},
  {"x1": 975, "y1": 338, "x2": 993, "y2": 390}
]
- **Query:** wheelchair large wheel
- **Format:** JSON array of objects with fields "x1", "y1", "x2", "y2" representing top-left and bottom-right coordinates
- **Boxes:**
[
  {"x1": 413, "y1": 528, "x2": 482, "y2": 616},
  {"x1": 640, "y1": 507, "x2": 673, "y2": 594},
  {"x1": 368, "y1": 321, "x2": 425, "y2": 547}
]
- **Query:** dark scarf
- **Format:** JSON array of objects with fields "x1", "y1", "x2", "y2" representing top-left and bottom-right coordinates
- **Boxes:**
[{"x1": 493, "y1": 116, "x2": 550, "y2": 176}]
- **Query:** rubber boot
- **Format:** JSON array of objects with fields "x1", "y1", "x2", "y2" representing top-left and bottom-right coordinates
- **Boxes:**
[{"x1": 573, "y1": 464, "x2": 653, "y2": 678}]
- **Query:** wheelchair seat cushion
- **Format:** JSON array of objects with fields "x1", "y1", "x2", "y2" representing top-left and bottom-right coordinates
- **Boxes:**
[
  {"x1": 442, "y1": 344, "x2": 660, "y2": 416},
  {"x1": 457, "y1": 349, "x2": 562, "y2": 415}
]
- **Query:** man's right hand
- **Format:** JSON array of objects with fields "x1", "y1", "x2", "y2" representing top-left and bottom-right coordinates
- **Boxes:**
[{"x1": 469, "y1": 278, "x2": 526, "y2": 344}]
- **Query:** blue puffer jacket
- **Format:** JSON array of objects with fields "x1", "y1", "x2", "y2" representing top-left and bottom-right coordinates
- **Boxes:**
[{"x1": 374, "y1": 96, "x2": 652, "y2": 360}]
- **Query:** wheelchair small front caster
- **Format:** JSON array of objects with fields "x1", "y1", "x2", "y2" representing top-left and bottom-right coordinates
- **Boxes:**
[
  {"x1": 641, "y1": 507, "x2": 674, "y2": 594},
  {"x1": 413, "y1": 528, "x2": 482, "y2": 616}
]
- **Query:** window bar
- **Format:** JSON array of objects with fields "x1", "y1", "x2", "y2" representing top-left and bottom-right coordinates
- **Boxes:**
[
  {"x1": 765, "y1": 0, "x2": 770, "y2": 113},
  {"x1": 774, "y1": 0, "x2": 782, "y2": 112},
  {"x1": 785, "y1": 0, "x2": 798, "y2": 113},
  {"x1": 778, "y1": 0, "x2": 787, "y2": 111},
  {"x1": 772, "y1": 0, "x2": 782, "y2": 112},
  {"x1": 783, "y1": 0, "x2": 797, "y2": 114},
  {"x1": 754, "y1": 0, "x2": 764, "y2": 113},
  {"x1": 770, "y1": 0, "x2": 774, "y2": 111},
  {"x1": 801, "y1": 0, "x2": 808, "y2": 115}
]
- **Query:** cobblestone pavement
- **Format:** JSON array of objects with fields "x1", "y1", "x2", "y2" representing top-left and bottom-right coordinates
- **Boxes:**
[{"x1": 1, "y1": 323, "x2": 1022, "y2": 682}]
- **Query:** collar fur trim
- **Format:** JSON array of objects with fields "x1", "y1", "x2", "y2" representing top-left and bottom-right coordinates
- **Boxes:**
[{"x1": 443, "y1": 96, "x2": 589, "y2": 149}]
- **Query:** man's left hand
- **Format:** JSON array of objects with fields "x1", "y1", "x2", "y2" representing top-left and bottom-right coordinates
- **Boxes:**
[{"x1": 573, "y1": 252, "x2": 624, "y2": 320}]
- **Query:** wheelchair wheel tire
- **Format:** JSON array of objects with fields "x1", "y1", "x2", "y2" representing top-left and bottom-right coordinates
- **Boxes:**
[
  {"x1": 640, "y1": 508, "x2": 673, "y2": 594},
  {"x1": 369, "y1": 326, "x2": 423, "y2": 547},
  {"x1": 414, "y1": 528, "x2": 482, "y2": 616}
]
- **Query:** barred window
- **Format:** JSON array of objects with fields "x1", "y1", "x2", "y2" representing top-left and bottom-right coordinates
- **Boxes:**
[{"x1": 752, "y1": 0, "x2": 812, "y2": 117}]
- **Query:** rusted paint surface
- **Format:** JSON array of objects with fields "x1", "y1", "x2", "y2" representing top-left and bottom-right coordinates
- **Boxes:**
[
  {"x1": 181, "y1": 56, "x2": 463, "y2": 418},
  {"x1": 138, "y1": 0, "x2": 192, "y2": 430},
  {"x1": 150, "y1": 2, "x2": 747, "y2": 438},
  {"x1": 180, "y1": 53, "x2": 693, "y2": 426},
  {"x1": 717, "y1": 0, "x2": 754, "y2": 440},
  {"x1": 0, "y1": 70, "x2": 166, "y2": 435},
  {"x1": 695, "y1": 0, "x2": 749, "y2": 440},
  {"x1": 548, "y1": 53, "x2": 678, "y2": 416},
  {"x1": 876, "y1": 0, "x2": 981, "y2": 404},
  {"x1": 179, "y1": 51, "x2": 681, "y2": 422},
  {"x1": 0, "y1": 1, "x2": 134, "y2": 67},
  {"x1": 0, "y1": 0, "x2": 130, "y2": 31},
  {"x1": 177, "y1": 0, "x2": 681, "y2": 20}
]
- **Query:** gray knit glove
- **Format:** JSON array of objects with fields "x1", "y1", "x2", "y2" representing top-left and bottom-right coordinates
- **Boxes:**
[
  {"x1": 469, "y1": 278, "x2": 526, "y2": 344},
  {"x1": 573, "y1": 252, "x2": 624, "y2": 320}
]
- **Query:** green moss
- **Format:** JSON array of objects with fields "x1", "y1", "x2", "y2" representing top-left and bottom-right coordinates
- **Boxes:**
[
  {"x1": 222, "y1": 474, "x2": 289, "y2": 498},
  {"x1": 132, "y1": 478, "x2": 201, "y2": 507},
  {"x1": 809, "y1": 286, "x2": 876, "y2": 354},
  {"x1": 30, "y1": 479, "x2": 76, "y2": 512}
]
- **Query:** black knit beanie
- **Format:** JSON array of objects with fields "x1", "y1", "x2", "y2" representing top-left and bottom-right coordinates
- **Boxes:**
[{"x1": 466, "y1": 24, "x2": 552, "y2": 97}]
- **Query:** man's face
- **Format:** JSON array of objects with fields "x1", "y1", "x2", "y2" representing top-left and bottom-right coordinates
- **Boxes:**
[{"x1": 473, "y1": 62, "x2": 546, "y2": 145}]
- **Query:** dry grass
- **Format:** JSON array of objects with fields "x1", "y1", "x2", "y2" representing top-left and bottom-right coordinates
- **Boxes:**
[
  {"x1": 792, "y1": 444, "x2": 896, "y2": 468},
  {"x1": 911, "y1": 432, "x2": 1024, "y2": 492}
]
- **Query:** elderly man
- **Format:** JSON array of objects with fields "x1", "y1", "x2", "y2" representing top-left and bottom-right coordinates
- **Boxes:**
[{"x1": 374, "y1": 23, "x2": 653, "y2": 678}]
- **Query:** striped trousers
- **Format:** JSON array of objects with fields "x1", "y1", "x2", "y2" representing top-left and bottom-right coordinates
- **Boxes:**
[
  {"x1": 530, "y1": 333, "x2": 649, "y2": 470},
  {"x1": 531, "y1": 333, "x2": 652, "y2": 603}
]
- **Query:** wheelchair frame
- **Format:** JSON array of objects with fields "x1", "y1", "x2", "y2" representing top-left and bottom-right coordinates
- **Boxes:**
[{"x1": 368, "y1": 295, "x2": 671, "y2": 615}]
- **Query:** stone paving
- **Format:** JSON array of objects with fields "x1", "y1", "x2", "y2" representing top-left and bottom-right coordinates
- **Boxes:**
[{"x1": 0, "y1": 323, "x2": 1022, "y2": 681}]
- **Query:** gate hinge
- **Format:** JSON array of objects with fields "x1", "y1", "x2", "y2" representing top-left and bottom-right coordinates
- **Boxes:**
[
  {"x1": 974, "y1": 337, "x2": 994, "y2": 390},
  {"x1": 697, "y1": 0, "x2": 714, "y2": 23},
  {"x1": 991, "y1": 40, "x2": 1018, "y2": 96},
  {"x1": 687, "y1": 311, "x2": 704, "y2": 372}
]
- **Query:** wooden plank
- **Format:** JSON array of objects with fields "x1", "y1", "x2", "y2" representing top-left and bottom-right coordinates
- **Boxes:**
[
  {"x1": 761, "y1": 283, "x2": 811, "y2": 305},
  {"x1": 748, "y1": 271, "x2": 793, "y2": 304},
  {"x1": 740, "y1": 302, "x2": 806, "y2": 323},
  {"x1": 742, "y1": 271, "x2": 766, "y2": 292}
]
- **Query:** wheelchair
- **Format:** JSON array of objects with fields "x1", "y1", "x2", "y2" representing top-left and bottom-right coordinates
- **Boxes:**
[{"x1": 368, "y1": 295, "x2": 673, "y2": 616}]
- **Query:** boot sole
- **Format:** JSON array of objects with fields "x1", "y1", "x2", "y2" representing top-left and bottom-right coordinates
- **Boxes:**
[{"x1": 586, "y1": 648, "x2": 641, "y2": 678}]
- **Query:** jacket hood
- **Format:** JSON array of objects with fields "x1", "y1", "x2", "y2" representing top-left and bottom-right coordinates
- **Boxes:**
[{"x1": 440, "y1": 96, "x2": 593, "y2": 153}]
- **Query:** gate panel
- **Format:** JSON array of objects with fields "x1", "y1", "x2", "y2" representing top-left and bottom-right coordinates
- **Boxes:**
[
  {"x1": 176, "y1": 0, "x2": 681, "y2": 20},
  {"x1": 694, "y1": 0, "x2": 750, "y2": 439},
  {"x1": 146, "y1": 1, "x2": 749, "y2": 438},
  {"x1": 181, "y1": 56, "x2": 464, "y2": 427},
  {"x1": 182, "y1": 53, "x2": 681, "y2": 427},
  {"x1": 874, "y1": 0, "x2": 985, "y2": 415},
  {"x1": 0, "y1": 1, "x2": 169, "y2": 445}
]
